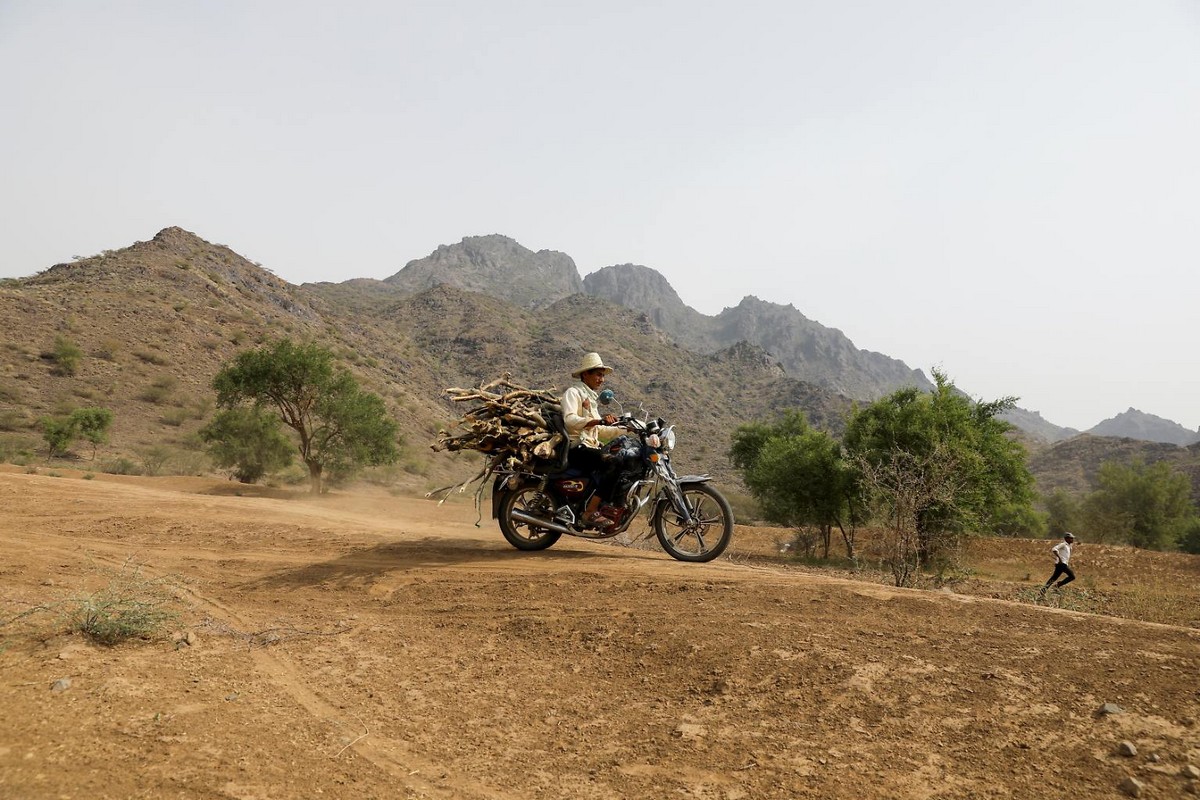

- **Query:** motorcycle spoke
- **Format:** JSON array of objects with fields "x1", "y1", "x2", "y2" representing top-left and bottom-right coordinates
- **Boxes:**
[{"x1": 654, "y1": 483, "x2": 733, "y2": 562}]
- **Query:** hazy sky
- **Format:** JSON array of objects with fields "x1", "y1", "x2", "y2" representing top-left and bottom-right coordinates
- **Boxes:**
[{"x1": 3, "y1": 1, "x2": 1198, "y2": 432}]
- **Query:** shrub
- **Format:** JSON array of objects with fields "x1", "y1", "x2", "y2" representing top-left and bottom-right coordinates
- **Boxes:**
[
  {"x1": 63, "y1": 560, "x2": 180, "y2": 645},
  {"x1": 100, "y1": 457, "x2": 141, "y2": 475},
  {"x1": 160, "y1": 408, "x2": 189, "y2": 427},
  {"x1": 48, "y1": 336, "x2": 83, "y2": 376},
  {"x1": 94, "y1": 338, "x2": 122, "y2": 361},
  {"x1": 0, "y1": 433, "x2": 38, "y2": 464},
  {"x1": 132, "y1": 348, "x2": 170, "y2": 366},
  {"x1": 0, "y1": 409, "x2": 31, "y2": 431},
  {"x1": 41, "y1": 415, "x2": 78, "y2": 456},
  {"x1": 138, "y1": 446, "x2": 172, "y2": 476},
  {"x1": 139, "y1": 375, "x2": 178, "y2": 404}
]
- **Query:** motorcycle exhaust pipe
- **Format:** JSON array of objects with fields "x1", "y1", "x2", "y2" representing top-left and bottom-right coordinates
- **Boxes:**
[{"x1": 510, "y1": 509, "x2": 578, "y2": 537}]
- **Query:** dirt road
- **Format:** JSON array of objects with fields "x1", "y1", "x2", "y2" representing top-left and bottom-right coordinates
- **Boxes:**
[{"x1": 2, "y1": 469, "x2": 1198, "y2": 799}]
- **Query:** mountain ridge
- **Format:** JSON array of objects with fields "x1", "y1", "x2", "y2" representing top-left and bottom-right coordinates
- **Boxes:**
[
  {"x1": 3, "y1": 226, "x2": 1197, "y2": 505},
  {"x1": 365, "y1": 234, "x2": 1167, "y2": 443}
]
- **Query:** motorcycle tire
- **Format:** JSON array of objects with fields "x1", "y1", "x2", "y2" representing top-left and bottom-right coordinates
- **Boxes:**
[
  {"x1": 497, "y1": 486, "x2": 563, "y2": 551},
  {"x1": 652, "y1": 482, "x2": 734, "y2": 563}
]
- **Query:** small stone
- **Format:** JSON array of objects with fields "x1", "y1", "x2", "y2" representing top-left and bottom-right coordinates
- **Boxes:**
[
  {"x1": 1117, "y1": 741, "x2": 1138, "y2": 757},
  {"x1": 1099, "y1": 703, "x2": 1125, "y2": 716},
  {"x1": 1149, "y1": 753, "x2": 1160, "y2": 763},
  {"x1": 1119, "y1": 776, "x2": 1145, "y2": 797},
  {"x1": 672, "y1": 723, "x2": 705, "y2": 740},
  {"x1": 1183, "y1": 765, "x2": 1200, "y2": 780},
  {"x1": 183, "y1": 631, "x2": 197, "y2": 646},
  {"x1": 50, "y1": 678, "x2": 71, "y2": 693},
  {"x1": 225, "y1": 692, "x2": 239, "y2": 702}
]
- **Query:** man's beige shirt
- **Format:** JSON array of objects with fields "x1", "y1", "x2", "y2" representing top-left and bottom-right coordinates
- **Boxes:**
[{"x1": 561, "y1": 382, "x2": 623, "y2": 448}]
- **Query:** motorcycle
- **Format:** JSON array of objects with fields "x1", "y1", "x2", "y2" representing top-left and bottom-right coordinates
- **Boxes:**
[{"x1": 491, "y1": 390, "x2": 734, "y2": 563}]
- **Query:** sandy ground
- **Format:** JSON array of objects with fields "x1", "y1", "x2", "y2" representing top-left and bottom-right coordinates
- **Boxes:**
[{"x1": 2, "y1": 468, "x2": 1198, "y2": 800}]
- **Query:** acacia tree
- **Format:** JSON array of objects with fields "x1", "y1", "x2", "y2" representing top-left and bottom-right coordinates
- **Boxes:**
[
  {"x1": 853, "y1": 444, "x2": 967, "y2": 586},
  {"x1": 731, "y1": 411, "x2": 865, "y2": 560},
  {"x1": 212, "y1": 339, "x2": 400, "y2": 493},
  {"x1": 72, "y1": 407, "x2": 114, "y2": 460},
  {"x1": 843, "y1": 370, "x2": 1037, "y2": 566},
  {"x1": 40, "y1": 407, "x2": 113, "y2": 459}
]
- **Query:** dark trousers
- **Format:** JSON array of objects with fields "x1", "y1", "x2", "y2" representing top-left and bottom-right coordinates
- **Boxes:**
[
  {"x1": 567, "y1": 445, "x2": 617, "y2": 504},
  {"x1": 1043, "y1": 562, "x2": 1075, "y2": 589}
]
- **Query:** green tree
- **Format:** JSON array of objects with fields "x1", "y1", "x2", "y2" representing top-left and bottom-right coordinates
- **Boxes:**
[
  {"x1": 1081, "y1": 459, "x2": 1196, "y2": 550},
  {"x1": 843, "y1": 370, "x2": 1037, "y2": 569},
  {"x1": 731, "y1": 411, "x2": 864, "y2": 560},
  {"x1": 1042, "y1": 489, "x2": 1081, "y2": 537},
  {"x1": 1178, "y1": 518, "x2": 1200, "y2": 555},
  {"x1": 70, "y1": 407, "x2": 114, "y2": 460},
  {"x1": 41, "y1": 415, "x2": 79, "y2": 457},
  {"x1": 199, "y1": 406, "x2": 294, "y2": 483},
  {"x1": 212, "y1": 338, "x2": 400, "y2": 493}
]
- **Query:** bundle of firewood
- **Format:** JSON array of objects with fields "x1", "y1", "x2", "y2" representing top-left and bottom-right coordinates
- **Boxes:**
[{"x1": 431, "y1": 375, "x2": 564, "y2": 471}]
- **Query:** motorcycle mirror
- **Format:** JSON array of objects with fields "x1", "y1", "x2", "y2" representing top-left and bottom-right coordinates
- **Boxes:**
[{"x1": 598, "y1": 389, "x2": 615, "y2": 406}]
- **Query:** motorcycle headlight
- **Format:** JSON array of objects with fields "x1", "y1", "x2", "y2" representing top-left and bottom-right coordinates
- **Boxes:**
[{"x1": 662, "y1": 426, "x2": 676, "y2": 452}]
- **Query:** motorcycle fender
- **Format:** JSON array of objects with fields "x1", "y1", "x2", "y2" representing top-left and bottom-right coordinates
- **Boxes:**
[
  {"x1": 654, "y1": 477, "x2": 714, "y2": 521},
  {"x1": 491, "y1": 474, "x2": 532, "y2": 519}
]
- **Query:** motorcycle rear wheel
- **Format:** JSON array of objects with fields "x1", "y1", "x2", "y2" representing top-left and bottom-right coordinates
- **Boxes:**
[
  {"x1": 652, "y1": 482, "x2": 733, "y2": 563},
  {"x1": 497, "y1": 487, "x2": 563, "y2": 551}
]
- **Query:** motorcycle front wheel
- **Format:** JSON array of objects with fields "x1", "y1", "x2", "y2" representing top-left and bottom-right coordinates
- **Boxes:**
[
  {"x1": 652, "y1": 482, "x2": 734, "y2": 562},
  {"x1": 497, "y1": 487, "x2": 563, "y2": 551}
]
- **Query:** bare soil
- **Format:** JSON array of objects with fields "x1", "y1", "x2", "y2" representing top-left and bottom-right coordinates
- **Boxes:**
[{"x1": 2, "y1": 467, "x2": 1198, "y2": 799}]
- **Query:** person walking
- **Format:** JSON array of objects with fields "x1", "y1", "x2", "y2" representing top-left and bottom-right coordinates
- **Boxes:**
[{"x1": 1039, "y1": 532, "x2": 1077, "y2": 598}]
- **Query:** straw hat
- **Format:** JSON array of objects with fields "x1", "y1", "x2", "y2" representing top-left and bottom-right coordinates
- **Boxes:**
[{"x1": 571, "y1": 352, "x2": 613, "y2": 378}]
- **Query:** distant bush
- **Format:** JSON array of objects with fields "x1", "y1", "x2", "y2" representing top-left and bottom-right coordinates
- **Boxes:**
[
  {"x1": 47, "y1": 336, "x2": 83, "y2": 376},
  {"x1": 94, "y1": 338, "x2": 122, "y2": 361},
  {"x1": 160, "y1": 408, "x2": 189, "y2": 427},
  {"x1": 0, "y1": 409, "x2": 31, "y2": 431},
  {"x1": 0, "y1": 433, "x2": 38, "y2": 465},
  {"x1": 132, "y1": 348, "x2": 170, "y2": 366},
  {"x1": 39, "y1": 407, "x2": 113, "y2": 459},
  {"x1": 139, "y1": 375, "x2": 178, "y2": 405},
  {"x1": 41, "y1": 415, "x2": 78, "y2": 457},
  {"x1": 137, "y1": 446, "x2": 173, "y2": 476},
  {"x1": 100, "y1": 457, "x2": 141, "y2": 475}
]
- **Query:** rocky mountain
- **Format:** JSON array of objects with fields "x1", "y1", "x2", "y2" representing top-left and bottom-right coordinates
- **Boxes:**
[
  {"x1": 1086, "y1": 408, "x2": 1200, "y2": 446},
  {"x1": 582, "y1": 264, "x2": 717, "y2": 349},
  {"x1": 998, "y1": 408, "x2": 1079, "y2": 444},
  {"x1": 384, "y1": 234, "x2": 582, "y2": 309},
  {"x1": 582, "y1": 265, "x2": 934, "y2": 400},
  {"x1": 376, "y1": 241, "x2": 935, "y2": 402}
]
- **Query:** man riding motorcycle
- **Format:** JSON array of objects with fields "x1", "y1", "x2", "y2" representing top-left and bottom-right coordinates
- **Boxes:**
[{"x1": 560, "y1": 352, "x2": 625, "y2": 529}]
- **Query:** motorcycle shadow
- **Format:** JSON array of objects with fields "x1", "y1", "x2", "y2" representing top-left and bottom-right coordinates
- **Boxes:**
[{"x1": 243, "y1": 536, "x2": 636, "y2": 591}]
